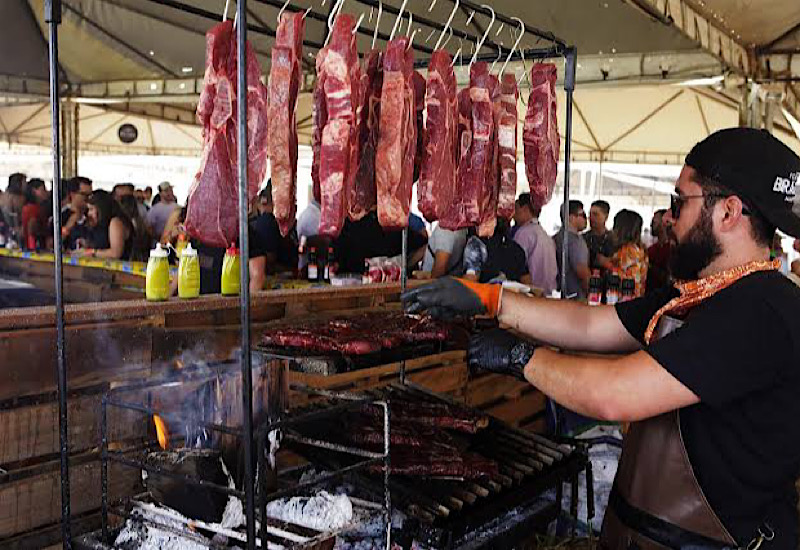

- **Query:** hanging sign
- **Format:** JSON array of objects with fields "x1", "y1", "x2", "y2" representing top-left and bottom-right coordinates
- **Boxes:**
[{"x1": 118, "y1": 124, "x2": 138, "y2": 144}]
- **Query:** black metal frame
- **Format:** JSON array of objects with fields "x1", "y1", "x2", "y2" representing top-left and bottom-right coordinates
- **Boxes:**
[
  {"x1": 97, "y1": 359, "x2": 392, "y2": 549},
  {"x1": 44, "y1": 1, "x2": 577, "y2": 547}
]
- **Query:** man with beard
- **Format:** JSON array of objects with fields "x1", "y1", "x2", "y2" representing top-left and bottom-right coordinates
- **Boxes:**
[{"x1": 403, "y1": 128, "x2": 800, "y2": 549}]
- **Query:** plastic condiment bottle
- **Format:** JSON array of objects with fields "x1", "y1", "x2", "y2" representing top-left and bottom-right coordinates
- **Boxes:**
[
  {"x1": 146, "y1": 243, "x2": 170, "y2": 301},
  {"x1": 221, "y1": 244, "x2": 241, "y2": 295},
  {"x1": 175, "y1": 233, "x2": 188, "y2": 259},
  {"x1": 178, "y1": 242, "x2": 200, "y2": 299}
]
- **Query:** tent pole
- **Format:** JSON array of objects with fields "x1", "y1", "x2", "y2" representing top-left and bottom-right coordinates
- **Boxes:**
[{"x1": 45, "y1": 0, "x2": 71, "y2": 547}]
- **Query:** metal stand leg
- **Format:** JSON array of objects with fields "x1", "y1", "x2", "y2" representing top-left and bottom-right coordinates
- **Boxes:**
[
  {"x1": 45, "y1": 1, "x2": 71, "y2": 547},
  {"x1": 560, "y1": 47, "x2": 577, "y2": 301},
  {"x1": 400, "y1": 228, "x2": 408, "y2": 384},
  {"x1": 235, "y1": 2, "x2": 256, "y2": 547},
  {"x1": 100, "y1": 395, "x2": 109, "y2": 544}
]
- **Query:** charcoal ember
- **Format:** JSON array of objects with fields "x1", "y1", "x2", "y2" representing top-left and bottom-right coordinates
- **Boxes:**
[{"x1": 144, "y1": 449, "x2": 228, "y2": 523}]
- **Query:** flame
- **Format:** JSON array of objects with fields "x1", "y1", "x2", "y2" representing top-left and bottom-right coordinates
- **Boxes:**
[{"x1": 153, "y1": 415, "x2": 170, "y2": 450}]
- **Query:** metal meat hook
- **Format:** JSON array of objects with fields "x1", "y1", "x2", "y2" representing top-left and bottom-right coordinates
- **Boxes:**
[
  {"x1": 499, "y1": 17, "x2": 525, "y2": 78},
  {"x1": 433, "y1": 0, "x2": 458, "y2": 51},
  {"x1": 389, "y1": 0, "x2": 408, "y2": 41},
  {"x1": 469, "y1": 4, "x2": 495, "y2": 67}
]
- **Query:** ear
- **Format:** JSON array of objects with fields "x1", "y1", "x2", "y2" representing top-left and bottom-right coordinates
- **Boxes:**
[{"x1": 717, "y1": 196, "x2": 747, "y2": 233}]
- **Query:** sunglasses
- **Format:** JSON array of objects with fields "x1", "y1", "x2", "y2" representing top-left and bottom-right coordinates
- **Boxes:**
[{"x1": 669, "y1": 193, "x2": 752, "y2": 220}]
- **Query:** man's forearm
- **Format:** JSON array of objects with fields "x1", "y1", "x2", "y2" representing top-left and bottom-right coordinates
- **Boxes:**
[
  {"x1": 523, "y1": 348, "x2": 700, "y2": 422},
  {"x1": 498, "y1": 291, "x2": 640, "y2": 353}
]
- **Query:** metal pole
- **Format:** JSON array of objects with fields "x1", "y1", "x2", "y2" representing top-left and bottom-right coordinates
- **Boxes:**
[
  {"x1": 561, "y1": 47, "x2": 577, "y2": 300},
  {"x1": 100, "y1": 395, "x2": 109, "y2": 544},
  {"x1": 235, "y1": 0, "x2": 257, "y2": 547},
  {"x1": 400, "y1": 228, "x2": 407, "y2": 383},
  {"x1": 45, "y1": 1, "x2": 71, "y2": 547}
]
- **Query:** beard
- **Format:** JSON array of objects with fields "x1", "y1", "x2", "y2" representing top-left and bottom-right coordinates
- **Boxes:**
[{"x1": 668, "y1": 206, "x2": 722, "y2": 281}]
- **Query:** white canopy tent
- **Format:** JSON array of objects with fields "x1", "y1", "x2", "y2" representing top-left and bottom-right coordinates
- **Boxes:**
[{"x1": 0, "y1": 0, "x2": 798, "y2": 197}]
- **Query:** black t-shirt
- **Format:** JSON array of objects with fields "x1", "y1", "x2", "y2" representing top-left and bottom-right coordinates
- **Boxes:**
[
  {"x1": 481, "y1": 236, "x2": 528, "y2": 283},
  {"x1": 333, "y1": 212, "x2": 427, "y2": 274},
  {"x1": 249, "y1": 213, "x2": 298, "y2": 271},
  {"x1": 616, "y1": 271, "x2": 800, "y2": 549},
  {"x1": 584, "y1": 230, "x2": 615, "y2": 271}
]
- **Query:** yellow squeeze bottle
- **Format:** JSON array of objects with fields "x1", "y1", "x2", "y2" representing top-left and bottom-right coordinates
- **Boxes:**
[
  {"x1": 175, "y1": 233, "x2": 188, "y2": 259},
  {"x1": 221, "y1": 244, "x2": 240, "y2": 295},
  {"x1": 145, "y1": 243, "x2": 170, "y2": 301},
  {"x1": 178, "y1": 242, "x2": 200, "y2": 299}
]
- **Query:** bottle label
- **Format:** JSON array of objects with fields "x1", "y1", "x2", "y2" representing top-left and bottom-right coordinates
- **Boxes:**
[
  {"x1": 324, "y1": 265, "x2": 330, "y2": 280},
  {"x1": 308, "y1": 265, "x2": 318, "y2": 280}
]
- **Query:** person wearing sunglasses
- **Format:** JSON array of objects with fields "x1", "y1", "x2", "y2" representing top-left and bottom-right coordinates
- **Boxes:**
[
  {"x1": 553, "y1": 199, "x2": 591, "y2": 299},
  {"x1": 403, "y1": 128, "x2": 800, "y2": 549}
]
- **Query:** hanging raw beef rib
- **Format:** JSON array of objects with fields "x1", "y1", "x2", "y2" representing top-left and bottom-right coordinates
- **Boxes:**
[
  {"x1": 496, "y1": 74, "x2": 519, "y2": 221},
  {"x1": 375, "y1": 37, "x2": 416, "y2": 231},
  {"x1": 417, "y1": 50, "x2": 458, "y2": 223},
  {"x1": 185, "y1": 20, "x2": 268, "y2": 249},
  {"x1": 523, "y1": 63, "x2": 559, "y2": 209},
  {"x1": 350, "y1": 49, "x2": 383, "y2": 221},
  {"x1": 477, "y1": 73, "x2": 501, "y2": 238},
  {"x1": 316, "y1": 14, "x2": 361, "y2": 238},
  {"x1": 269, "y1": 12, "x2": 305, "y2": 237}
]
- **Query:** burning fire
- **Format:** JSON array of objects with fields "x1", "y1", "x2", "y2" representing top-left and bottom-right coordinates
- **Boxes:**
[{"x1": 153, "y1": 415, "x2": 170, "y2": 450}]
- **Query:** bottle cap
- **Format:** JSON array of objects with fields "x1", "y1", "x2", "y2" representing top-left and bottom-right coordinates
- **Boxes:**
[
  {"x1": 150, "y1": 243, "x2": 169, "y2": 258},
  {"x1": 181, "y1": 242, "x2": 197, "y2": 258},
  {"x1": 226, "y1": 244, "x2": 239, "y2": 256}
]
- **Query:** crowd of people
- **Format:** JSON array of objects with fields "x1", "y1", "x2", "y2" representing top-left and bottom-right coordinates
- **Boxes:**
[
  {"x1": 0, "y1": 174, "x2": 182, "y2": 262},
  {"x1": 3, "y1": 171, "x2": 798, "y2": 297}
]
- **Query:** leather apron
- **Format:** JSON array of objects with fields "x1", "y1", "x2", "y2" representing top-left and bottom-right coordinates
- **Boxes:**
[{"x1": 599, "y1": 315, "x2": 739, "y2": 550}]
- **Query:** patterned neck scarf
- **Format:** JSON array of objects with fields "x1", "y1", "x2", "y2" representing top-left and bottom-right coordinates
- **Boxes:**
[{"x1": 643, "y1": 259, "x2": 781, "y2": 344}]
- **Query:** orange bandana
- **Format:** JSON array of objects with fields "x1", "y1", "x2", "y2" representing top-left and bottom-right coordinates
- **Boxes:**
[{"x1": 643, "y1": 259, "x2": 781, "y2": 344}]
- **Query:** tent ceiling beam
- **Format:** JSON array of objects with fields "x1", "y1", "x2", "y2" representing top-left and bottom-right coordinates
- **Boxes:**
[
  {"x1": 8, "y1": 103, "x2": 48, "y2": 134},
  {"x1": 62, "y1": 1, "x2": 179, "y2": 78},
  {"x1": 605, "y1": 89, "x2": 684, "y2": 150},
  {"x1": 14, "y1": 110, "x2": 109, "y2": 135},
  {"x1": 633, "y1": 0, "x2": 751, "y2": 75},
  {"x1": 99, "y1": 0, "x2": 274, "y2": 60},
  {"x1": 85, "y1": 113, "x2": 128, "y2": 144},
  {"x1": 171, "y1": 122, "x2": 203, "y2": 145},
  {"x1": 758, "y1": 21, "x2": 800, "y2": 53},
  {"x1": 694, "y1": 92, "x2": 711, "y2": 136},
  {"x1": 572, "y1": 98, "x2": 601, "y2": 150}
]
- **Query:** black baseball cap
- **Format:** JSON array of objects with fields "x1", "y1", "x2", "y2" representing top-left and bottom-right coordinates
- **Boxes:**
[{"x1": 685, "y1": 128, "x2": 800, "y2": 238}]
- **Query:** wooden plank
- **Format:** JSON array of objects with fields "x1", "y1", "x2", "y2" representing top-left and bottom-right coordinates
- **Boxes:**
[
  {"x1": 483, "y1": 390, "x2": 546, "y2": 428},
  {"x1": 465, "y1": 373, "x2": 530, "y2": 408},
  {"x1": 290, "y1": 351, "x2": 465, "y2": 389},
  {"x1": 0, "y1": 458, "x2": 141, "y2": 538},
  {"x1": 0, "y1": 282, "x2": 419, "y2": 331},
  {"x1": 0, "y1": 320, "x2": 154, "y2": 401},
  {"x1": 407, "y1": 361, "x2": 467, "y2": 397},
  {"x1": 0, "y1": 392, "x2": 145, "y2": 467}
]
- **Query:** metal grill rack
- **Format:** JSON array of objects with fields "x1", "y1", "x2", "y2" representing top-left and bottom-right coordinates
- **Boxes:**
[{"x1": 82, "y1": 355, "x2": 393, "y2": 549}]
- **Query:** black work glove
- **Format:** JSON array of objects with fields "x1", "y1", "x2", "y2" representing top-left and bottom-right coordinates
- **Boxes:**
[
  {"x1": 401, "y1": 277, "x2": 501, "y2": 320},
  {"x1": 467, "y1": 328, "x2": 538, "y2": 381}
]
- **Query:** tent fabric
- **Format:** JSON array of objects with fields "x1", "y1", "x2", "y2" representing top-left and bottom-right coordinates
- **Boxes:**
[{"x1": 0, "y1": 0, "x2": 798, "y2": 158}]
